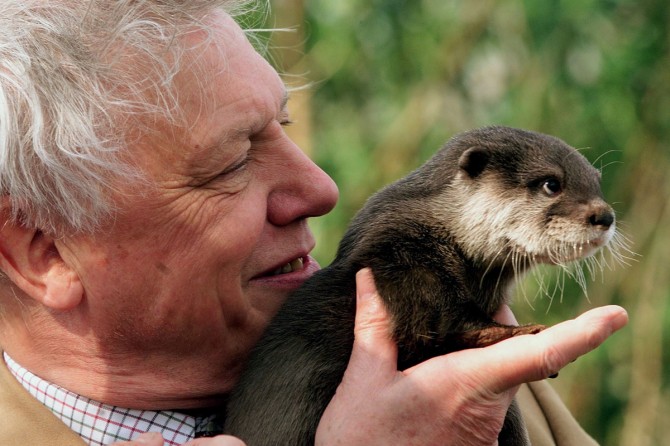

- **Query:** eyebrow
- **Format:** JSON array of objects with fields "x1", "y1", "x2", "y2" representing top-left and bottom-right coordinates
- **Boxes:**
[{"x1": 224, "y1": 90, "x2": 290, "y2": 142}]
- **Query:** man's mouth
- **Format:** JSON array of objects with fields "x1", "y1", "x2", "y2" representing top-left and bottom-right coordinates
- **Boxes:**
[
  {"x1": 269, "y1": 258, "x2": 304, "y2": 276},
  {"x1": 251, "y1": 255, "x2": 320, "y2": 290}
]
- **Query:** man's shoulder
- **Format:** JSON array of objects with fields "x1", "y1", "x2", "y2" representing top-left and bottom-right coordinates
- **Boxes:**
[{"x1": 0, "y1": 352, "x2": 86, "y2": 446}]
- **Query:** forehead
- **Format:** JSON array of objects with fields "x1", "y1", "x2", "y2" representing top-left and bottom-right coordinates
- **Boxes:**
[
  {"x1": 180, "y1": 11, "x2": 286, "y2": 143},
  {"x1": 130, "y1": 10, "x2": 287, "y2": 173}
]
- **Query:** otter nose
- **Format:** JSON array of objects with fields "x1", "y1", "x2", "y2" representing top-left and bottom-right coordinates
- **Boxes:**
[{"x1": 589, "y1": 209, "x2": 615, "y2": 229}]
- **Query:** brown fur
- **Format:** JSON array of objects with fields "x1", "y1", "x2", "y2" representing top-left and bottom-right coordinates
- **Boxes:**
[{"x1": 223, "y1": 126, "x2": 616, "y2": 445}]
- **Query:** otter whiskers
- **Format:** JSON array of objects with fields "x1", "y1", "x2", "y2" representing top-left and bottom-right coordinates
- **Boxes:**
[{"x1": 508, "y1": 227, "x2": 633, "y2": 313}]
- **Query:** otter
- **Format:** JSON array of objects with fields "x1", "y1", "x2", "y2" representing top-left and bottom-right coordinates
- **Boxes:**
[{"x1": 223, "y1": 126, "x2": 618, "y2": 445}]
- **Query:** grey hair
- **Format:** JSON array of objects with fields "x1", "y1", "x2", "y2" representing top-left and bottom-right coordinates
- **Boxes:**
[{"x1": 0, "y1": 0, "x2": 265, "y2": 235}]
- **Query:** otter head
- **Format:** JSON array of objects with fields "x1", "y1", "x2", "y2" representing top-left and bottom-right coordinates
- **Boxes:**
[{"x1": 441, "y1": 126, "x2": 616, "y2": 270}]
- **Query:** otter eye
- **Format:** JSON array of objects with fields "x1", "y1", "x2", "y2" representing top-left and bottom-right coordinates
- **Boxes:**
[{"x1": 542, "y1": 178, "x2": 562, "y2": 196}]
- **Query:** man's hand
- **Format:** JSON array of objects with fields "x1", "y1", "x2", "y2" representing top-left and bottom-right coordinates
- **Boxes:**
[
  {"x1": 110, "y1": 432, "x2": 245, "y2": 446},
  {"x1": 315, "y1": 268, "x2": 628, "y2": 446}
]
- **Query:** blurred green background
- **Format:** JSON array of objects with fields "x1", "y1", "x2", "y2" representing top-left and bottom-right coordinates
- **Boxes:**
[{"x1": 261, "y1": 1, "x2": 670, "y2": 444}]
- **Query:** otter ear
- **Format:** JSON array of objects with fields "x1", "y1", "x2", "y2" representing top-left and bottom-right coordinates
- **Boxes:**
[
  {"x1": 0, "y1": 204, "x2": 83, "y2": 311},
  {"x1": 458, "y1": 147, "x2": 490, "y2": 178}
]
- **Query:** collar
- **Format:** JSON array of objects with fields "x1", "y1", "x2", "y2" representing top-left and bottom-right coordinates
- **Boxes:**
[{"x1": 3, "y1": 353, "x2": 219, "y2": 445}]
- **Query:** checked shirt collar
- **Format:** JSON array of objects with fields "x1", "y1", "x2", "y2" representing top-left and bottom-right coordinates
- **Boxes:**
[{"x1": 4, "y1": 352, "x2": 222, "y2": 445}]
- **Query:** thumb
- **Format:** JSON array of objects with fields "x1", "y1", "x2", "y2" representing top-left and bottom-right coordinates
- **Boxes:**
[{"x1": 346, "y1": 268, "x2": 398, "y2": 380}]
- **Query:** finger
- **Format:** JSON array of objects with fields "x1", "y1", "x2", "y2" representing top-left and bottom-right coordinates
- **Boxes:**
[
  {"x1": 486, "y1": 305, "x2": 628, "y2": 392},
  {"x1": 110, "y1": 432, "x2": 164, "y2": 445},
  {"x1": 492, "y1": 304, "x2": 518, "y2": 326},
  {"x1": 347, "y1": 268, "x2": 398, "y2": 380},
  {"x1": 183, "y1": 435, "x2": 247, "y2": 445}
]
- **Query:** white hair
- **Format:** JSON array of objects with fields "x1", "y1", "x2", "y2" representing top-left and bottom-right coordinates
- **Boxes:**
[{"x1": 0, "y1": 0, "x2": 264, "y2": 234}]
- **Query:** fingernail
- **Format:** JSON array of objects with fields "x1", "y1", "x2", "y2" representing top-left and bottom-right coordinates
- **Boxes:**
[{"x1": 355, "y1": 268, "x2": 375, "y2": 300}]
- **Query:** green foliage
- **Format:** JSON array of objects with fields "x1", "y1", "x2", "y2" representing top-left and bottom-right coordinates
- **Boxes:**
[{"x1": 269, "y1": 1, "x2": 670, "y2": 444}]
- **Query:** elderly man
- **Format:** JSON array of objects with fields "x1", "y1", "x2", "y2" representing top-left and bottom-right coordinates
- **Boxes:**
[{"x1": 0, "y1": 1, "x2": 626, "y2": 445}]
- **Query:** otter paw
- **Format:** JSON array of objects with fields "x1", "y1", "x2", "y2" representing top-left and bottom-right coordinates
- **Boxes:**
[{"x1": 511, "y1": 323, "x2": 546, "y2": 336}]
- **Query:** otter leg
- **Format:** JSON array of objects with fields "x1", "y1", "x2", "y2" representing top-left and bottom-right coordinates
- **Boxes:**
[{"x1": 456, "y1": 323, "x2": 546, "y2": 349}]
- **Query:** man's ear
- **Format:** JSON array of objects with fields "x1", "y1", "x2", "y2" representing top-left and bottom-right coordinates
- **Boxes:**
[{"x1": 0, "y1": 206, "x2": 83, "y2": 311}]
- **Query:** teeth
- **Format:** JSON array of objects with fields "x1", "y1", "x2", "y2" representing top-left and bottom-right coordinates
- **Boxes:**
[{"x1": 272, "y1": 258, "x2": 304, "y2": 276}]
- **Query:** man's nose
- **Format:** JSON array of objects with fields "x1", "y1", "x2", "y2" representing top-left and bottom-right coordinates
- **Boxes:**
[{"x1": 266, "y1": 143, "x2": 339, "y2": 226}]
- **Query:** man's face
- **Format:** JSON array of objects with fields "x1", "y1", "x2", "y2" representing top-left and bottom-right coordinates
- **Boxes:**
[{"x1": 57, "y1": 11, "x2": 338, "y2": 403}]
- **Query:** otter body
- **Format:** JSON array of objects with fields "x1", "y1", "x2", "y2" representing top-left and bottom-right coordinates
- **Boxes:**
[{"x1": 224, "y1": 126, "x2": 616, "y2": 445}]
